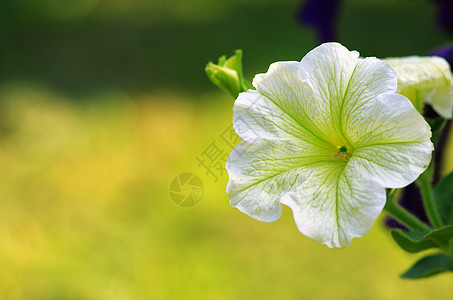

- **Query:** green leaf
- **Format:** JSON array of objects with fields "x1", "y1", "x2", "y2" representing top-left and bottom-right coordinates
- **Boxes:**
[
  {"x1": 205, "y1": 50, "x2": 252, "y2": 98},
  {"x1": 433, "y1": 171, "x2": 453, "y2": 224},
  {"x1": 401, "y1": 253, "x2": 453, "y2": 279},
  {"x1": 390, "y1": 225, "x2": 453, "y2": 253}
]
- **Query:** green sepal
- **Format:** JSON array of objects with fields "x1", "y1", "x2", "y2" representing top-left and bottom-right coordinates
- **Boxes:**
[
  {"x1": 401, "y1": 253, "x2": 453, "y2": 279},
  {"x1": 390, "y1": 225, "x2": 453, "y2": 253},
  {"x1": 205, "y1": 50, "x2": 252, "y2": 98},
  {"x1": 433, "y1": 170, "x2": 453, "y2": 225}
]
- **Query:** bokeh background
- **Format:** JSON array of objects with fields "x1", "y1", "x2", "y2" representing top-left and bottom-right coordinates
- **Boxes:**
[{"x1": 0, "y1": 0, "x2": 452, "y2": 298}]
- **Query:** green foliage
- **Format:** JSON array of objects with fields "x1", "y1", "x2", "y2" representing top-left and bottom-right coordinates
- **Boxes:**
[
  {"x1": 401, "y1": 253, "x2": 453, "y2": 279},
  {"x1": 391, "y1": 168, "x2": 453, "y2": 279},
  {"x1": 433, "y1": 170, "x2": 453, "y2": 225},
  {"x1": 391, "y1": 226, "x2": 453, "y2": 253}
]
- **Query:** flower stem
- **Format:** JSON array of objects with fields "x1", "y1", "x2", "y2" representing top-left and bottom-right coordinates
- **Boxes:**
[
  {"x1": 384, "y1": 192, "x2": 431, "y2": 232},
  {"x1": 417, "y1": 172, "x2": 443, "y2": 228}
]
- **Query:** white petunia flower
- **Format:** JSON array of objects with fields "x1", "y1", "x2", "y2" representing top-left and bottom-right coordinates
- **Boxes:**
[
  {"x1": 385, "y1": 56, "x2": 453, "y2": 119},
  {"x1": 226, "y1": 43, "x2": 433, "y2": 248}
]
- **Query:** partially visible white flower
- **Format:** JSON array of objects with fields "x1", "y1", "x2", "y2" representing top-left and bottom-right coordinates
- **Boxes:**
[
  {"x1": 385, "y1": 56, "x2": 453, "y2": 118},
  {"x1": 226, "y1": 43, "x2": 433, "y2": 248}
]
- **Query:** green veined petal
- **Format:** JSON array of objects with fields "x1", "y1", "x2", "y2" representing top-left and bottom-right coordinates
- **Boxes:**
[
  {"x1": 280, "y1": 163, "x2": 385, "y2": 248},
  {"x1": 348, "y1": 93, "x2": 432, "y2": 188},
  {"x1": 226, "y1": 140, "x2": 337, "y2": 222}
]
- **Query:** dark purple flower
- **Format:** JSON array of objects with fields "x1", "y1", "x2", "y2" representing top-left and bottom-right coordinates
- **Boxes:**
[
  {"x1": 298, "y1": 0, "x2": 343, "y2": 42},
  {"x1": 430, "y1": 0, "x2": 453, "y2": 34},
  {"x1": 429, "y1": 43, "x2": 453, "y2": 68}
]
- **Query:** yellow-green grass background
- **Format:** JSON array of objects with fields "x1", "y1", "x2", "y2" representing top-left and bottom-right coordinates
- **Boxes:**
[
  {"x1": 0, "y1": 0, "x2": 452, "y2": 298},
  {"x1": 0, "y1": 85, "x2": 452, "y2": 299}
]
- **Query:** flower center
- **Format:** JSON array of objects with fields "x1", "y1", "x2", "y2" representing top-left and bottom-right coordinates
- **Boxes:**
[{"x1": 333, "y1": 145, "x2": 352, "y2": 161}]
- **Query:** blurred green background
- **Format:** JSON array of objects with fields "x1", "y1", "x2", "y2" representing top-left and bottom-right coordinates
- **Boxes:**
[{"x1": 0, "y1": 0, "x2": 452, "y2": 298}]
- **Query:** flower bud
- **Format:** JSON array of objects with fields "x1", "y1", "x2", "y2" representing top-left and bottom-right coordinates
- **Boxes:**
[
  {"x1": 205, "y1": 50, "x2": 247, "y2": 98},
  {"x1": 385, "y1": 56, "x2": 453, "y2": 118}
]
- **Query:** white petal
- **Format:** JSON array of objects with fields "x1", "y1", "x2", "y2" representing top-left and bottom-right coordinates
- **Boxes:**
[
  {"x1": 424, "y1": 85, "x2": 453, "y2": 119},
  {"x1": 226, "y1": 140, "x2": 335, "y2": 222},
  {"x1": 349, "y1": 93, "x2": 433, "y2": 188},
  {"x1": 233, "y1": 89, "x2": 334, "y2": 151},
  {"x1": 251, "y1": 61, "x2": 334, "y2": 148},
  {"x1": 280, "y1": 164, "x2": 385, "y2": 248},
  {"x1": 295, "y1": 42, "x2": 360, "y2": 147},
  {"x1": 385, "y1": 56, "x2": 452, "y2": 92},
  {"x1": 226, "y1": 139, "x2": 387, "y2": 248},
  {"x1": 296, "y1": 43, "x2": 398, "y2": 148}
]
